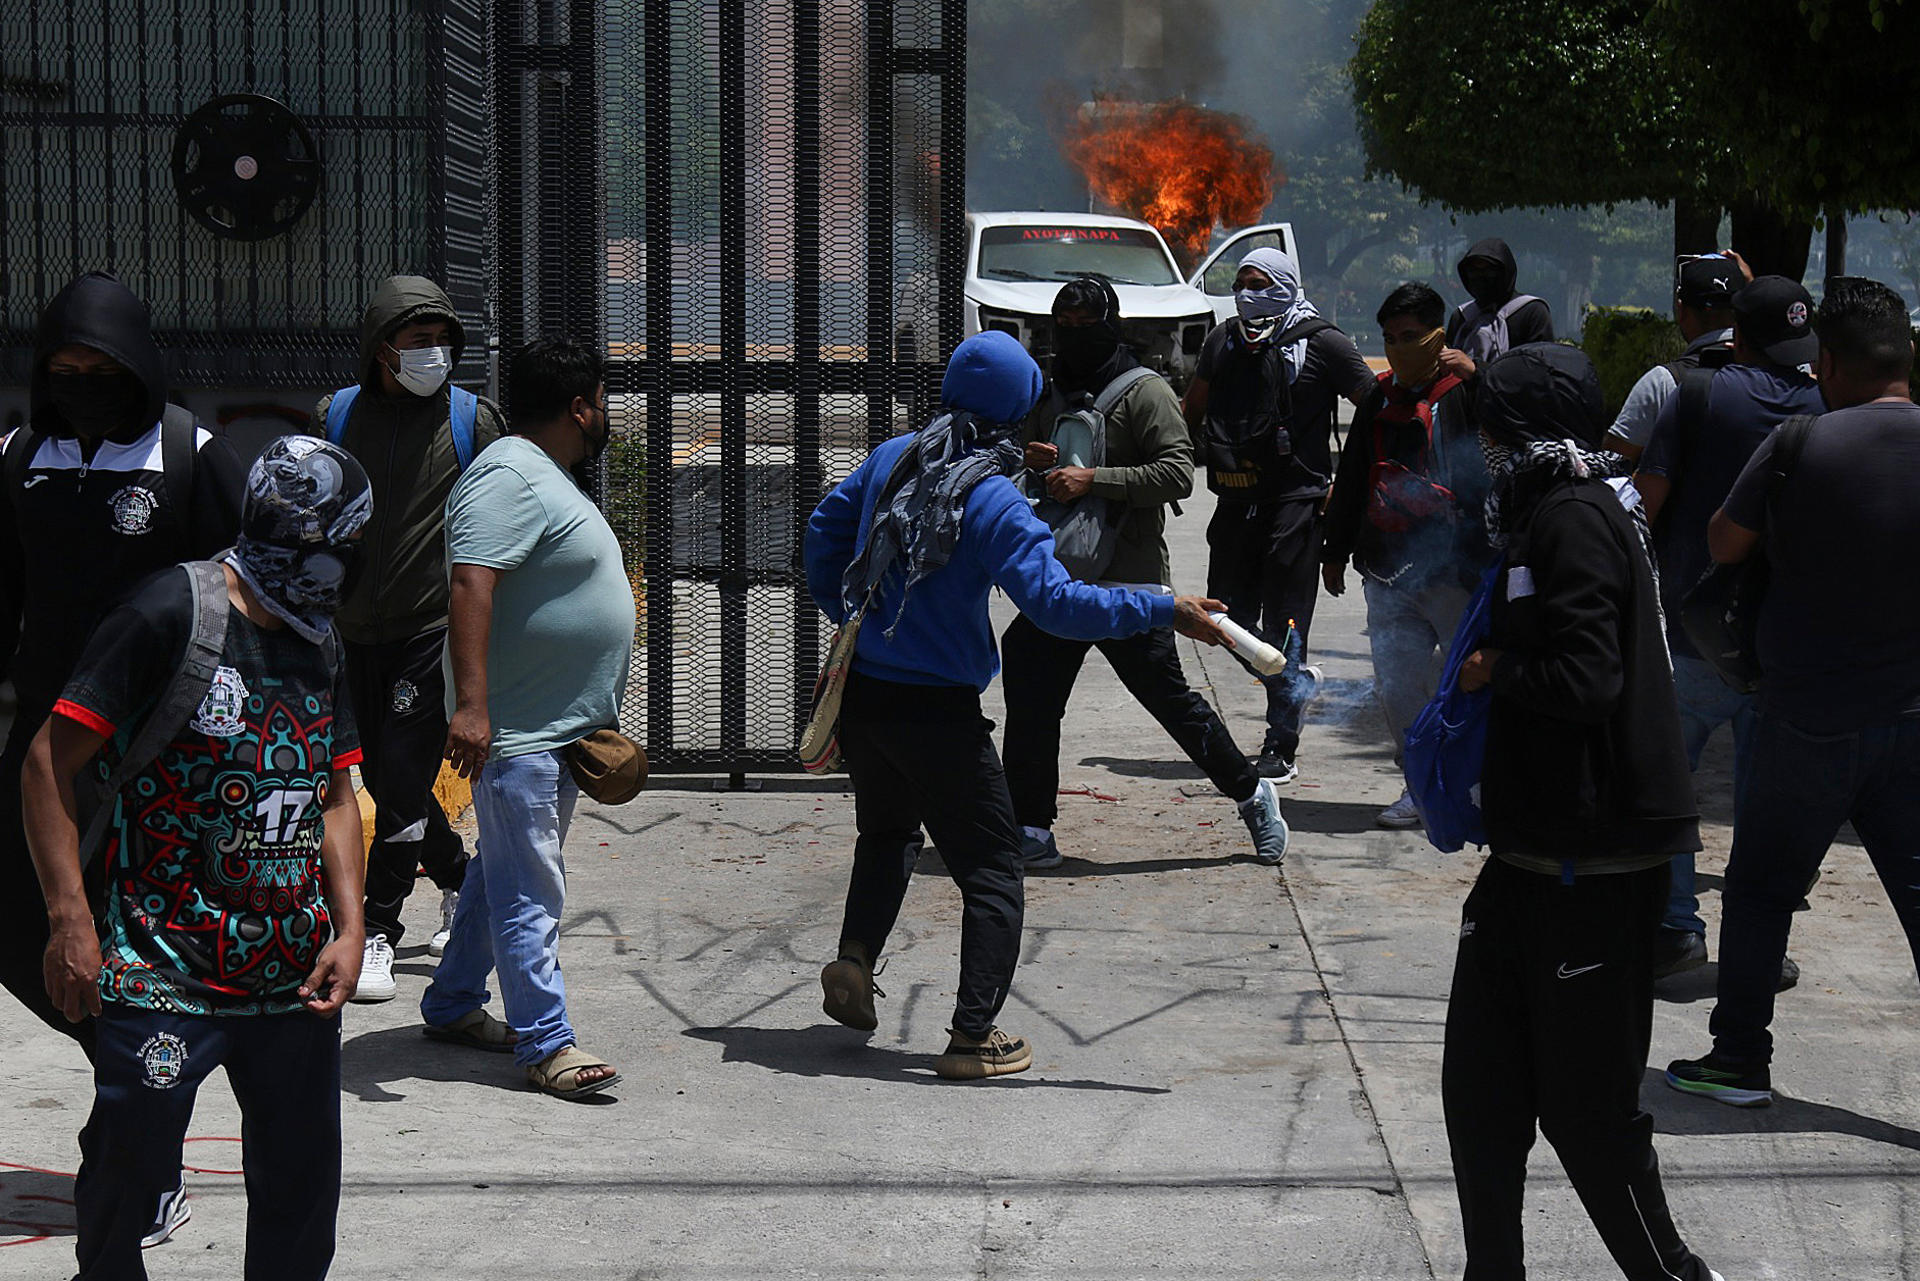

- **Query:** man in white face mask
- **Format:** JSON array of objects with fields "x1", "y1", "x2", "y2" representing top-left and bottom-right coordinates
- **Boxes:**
[{"x1": 312, "y1": 276, "x2": 507, "y2": 1005}]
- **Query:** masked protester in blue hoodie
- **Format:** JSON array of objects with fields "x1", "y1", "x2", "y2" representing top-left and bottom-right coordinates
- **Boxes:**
[{"x1": 804, "y1": 331, "x2": 1234, "y2": 1079}]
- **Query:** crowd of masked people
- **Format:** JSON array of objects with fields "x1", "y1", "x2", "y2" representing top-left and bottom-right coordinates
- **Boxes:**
[
  {"x1": 6, "y1": 234, "x2": 1917, "y2": 1281},
  {"x1": 803, "y1": 239, "x2": 1920, "y2": 1281},
  {"x1": 2, "y1": 271, "x2": 628, "y2": 1277}
]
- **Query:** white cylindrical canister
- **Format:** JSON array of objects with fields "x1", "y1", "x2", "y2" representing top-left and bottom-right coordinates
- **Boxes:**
[{"x1": 1209, "y1": 612, "x2": 1287, "y2": 676}]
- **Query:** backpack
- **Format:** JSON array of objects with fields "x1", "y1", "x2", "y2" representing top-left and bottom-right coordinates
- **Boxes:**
[
  {"x1": 4, "y1": 404, "x2": 201, "y2": 557},
  {"x1": 1677, "y1": 413, "x2": 1815, "y2": 694},
  {"x1": 326, "y1": 383, "x2": 479, "y2": 469},
  {"x1": 1402, "y1": 557, "x2": 1501, "y2": 853},
  {"x1": 1365, "y1": 373, "x2": 1465, "y2": 534},
  {"x1": 1027, "y1": 365, "x2": 1158, "y2": 581},
  {"x1": 1652, "y1": 344, "x2": 1734, "y2": 497},
  {"x1": 1201, "y1": 316, "x2": 1336, "y2": 498},
  {"x1": 76, "y1": 560, "x2": 344, "y2": 868},
  {"x1": 1452, "y1": 294, "x2": 1544, "y2": 365}
]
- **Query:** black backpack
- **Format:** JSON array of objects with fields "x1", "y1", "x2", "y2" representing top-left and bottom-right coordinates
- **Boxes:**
[
  {"x1": 1653, "y1": 344, "x2": 1734, "y2": 498},
  {"x1": 1201, "y1": 317, "x2": 1335, "y2": 499}
]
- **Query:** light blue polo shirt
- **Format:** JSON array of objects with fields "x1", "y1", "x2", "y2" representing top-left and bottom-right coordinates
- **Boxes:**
[{"x1": 445, "y1": 435, "x2": 635, "y2": 759}]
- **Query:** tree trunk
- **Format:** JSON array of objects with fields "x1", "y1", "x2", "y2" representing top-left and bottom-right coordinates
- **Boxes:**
[
  {"x1": 1730, "y1": 195, "x2": 1814, "y2": 282},
  {"x1": 1825, "y1": 207, "x2": 1849, "y2": 281},
  {"x1": 1673, "y1": 194, "x2": 1722, "y2": 258}
]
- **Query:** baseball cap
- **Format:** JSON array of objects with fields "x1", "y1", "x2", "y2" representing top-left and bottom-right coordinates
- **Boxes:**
[
  {"x1": 1676, "y1": 255, "x2": 1741, "y2": 309},
  {"x1": 1732, "y1": 276, "x2": 1818, "y2": 369}
]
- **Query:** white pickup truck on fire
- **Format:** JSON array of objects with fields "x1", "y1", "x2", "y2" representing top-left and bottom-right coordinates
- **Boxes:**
[{"x1": 894, "y1": 211, "x2": 1296, "y2": 392}]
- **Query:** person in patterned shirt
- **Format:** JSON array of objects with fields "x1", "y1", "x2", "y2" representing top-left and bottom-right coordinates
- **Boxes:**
[{"x1": 23, "y1": 437, "x2": 370, "y2": 1281}]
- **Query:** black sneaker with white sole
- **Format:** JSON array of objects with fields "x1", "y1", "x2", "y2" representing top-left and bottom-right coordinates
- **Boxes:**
[{"x1": 1665, "y1": 1051, "x2": 1772, "y2": 1107}]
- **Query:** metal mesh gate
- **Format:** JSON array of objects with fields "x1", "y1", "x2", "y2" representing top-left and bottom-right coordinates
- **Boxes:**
[
  {"x1": 0, "y1": 0, "x2": 491, "y2": 392},
  {"x1": 494, "y1": 0, "x2": 968, "y2": 776}
]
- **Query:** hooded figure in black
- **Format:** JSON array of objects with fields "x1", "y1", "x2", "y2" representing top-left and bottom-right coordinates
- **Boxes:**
[
  {"x1": 1445, "y1": 237, "x2": 1555, "y2": 369},
  {"x1": 0, "y1": 273, "x2": 244, "y2": 1054},
  {"x1": 1440, "y1": 342, "x2": 1716, "y2": 1281}
]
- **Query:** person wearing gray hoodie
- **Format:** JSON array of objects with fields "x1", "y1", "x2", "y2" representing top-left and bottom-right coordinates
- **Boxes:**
[{"x1": 313, "y1": 277, "x2": 505, "y2": 1001}]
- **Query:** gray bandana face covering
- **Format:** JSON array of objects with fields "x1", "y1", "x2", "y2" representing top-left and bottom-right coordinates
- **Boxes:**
[{"x1": 224, "y1": 437, "x2": 373, "y2": 643}]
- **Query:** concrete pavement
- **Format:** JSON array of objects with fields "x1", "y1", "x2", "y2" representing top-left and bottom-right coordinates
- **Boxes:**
[{"x1": 5, "y1": 480, "x2": 1920, "y2": 1279}]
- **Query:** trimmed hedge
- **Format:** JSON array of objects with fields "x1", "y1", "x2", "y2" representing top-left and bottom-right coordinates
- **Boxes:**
[{"x1": 1581, "y1": 305, "x2": 1684, "y2": 421}]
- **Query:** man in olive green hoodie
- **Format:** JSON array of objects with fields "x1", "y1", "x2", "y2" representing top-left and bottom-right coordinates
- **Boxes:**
[
  {"x1": 1000, "y1": 279, "x2": 1286, "y2": 869},
  {"x1": 315, "y1": 276, "x2": 505, "y2": 1001}
]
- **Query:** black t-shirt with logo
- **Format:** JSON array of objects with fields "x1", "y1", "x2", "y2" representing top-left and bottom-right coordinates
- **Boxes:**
[
  {"x1": 1, "y1": 421, "x2": 244, "y2": 714},
  {"x1": 54, "y1": 569, "x2": 360, "y2": 1016}
]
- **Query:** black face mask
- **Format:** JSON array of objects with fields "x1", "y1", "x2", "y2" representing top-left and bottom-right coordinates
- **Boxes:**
[
  {"x1": 46, "y1": 371, "x2": 145, "y2": 439},
  {"x1": 580, "y1": 403, "x2": 611, "y2": 463},
  {"x1": 1052, "y1": 325, "x2": 1119, "y2": 390},
  {"x1": 1461, "y1": 265, "x2": 1508, "y2": 309}
]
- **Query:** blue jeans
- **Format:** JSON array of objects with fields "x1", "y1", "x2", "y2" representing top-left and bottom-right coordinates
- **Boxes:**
[
  {"x1": 1710, "y1": 714, "x2": 1920, "y2": 1064},
  {"x1": 1363, "y1": 575, "x2": 1471, "y2": 764},
  {"x1": 1664, "y1": 654, "x2": 1757, "y2": 936},
  {"x1": 421, "y1": 748, "x2": 579, "y2": 1068}
]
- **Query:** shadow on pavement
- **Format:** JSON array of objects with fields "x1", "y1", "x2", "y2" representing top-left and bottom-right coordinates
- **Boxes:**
[
  {"x1": 1283, "y1": 798, "x2": 1395, "y2": 836},
  {"x1": 1645, "y1": 1067, "x2": 1920, "y2": 1152},
  {"x1": 684, "y1": 1026, "x2": 1171, "y2": 1093},
  {"x1": 1076, "y1": 755, "x2": 1207, "y2": 781},
  {"x1": 340, "y1": 1024, "x2": 622, "y2": 1104},
  {"x1": 1027, "y1": 853, "x2": 1247, "y2": 877},
  {"x1": 0, "y1": 1163, "x2": 76, "y2": 1239}
]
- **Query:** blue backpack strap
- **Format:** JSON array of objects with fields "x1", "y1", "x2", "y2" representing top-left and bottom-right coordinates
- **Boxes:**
[
  {"x1": 449, "y1": 387, "x2": 478, "y2": 470},
  {"x1": 325, "y1": 385, "x2": 361, "y2": 445}
]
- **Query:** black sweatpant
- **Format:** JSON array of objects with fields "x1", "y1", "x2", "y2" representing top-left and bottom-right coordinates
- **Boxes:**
[
  {"x1": 0, "y1": 700, "x2": 98, "y2": 1058},
  {"x1": 999, "y1": 613, "x2": 1258, "y2": 828},
  {"x1": 1204, "y1": 496, "x2": 1323, "y2": 757},
  {"x1": 1443, "y1": 856, "x2": 1712, "y2": 1281},
  {"x1": 79, "y1": 1004, "x2": 341, "y2": 1281},
  {"x1": 837, "y1": 672, "x2": 1024, "y2": 1040},
  {"x1": 346, "y1": 629, "x2": 467, "y2": 944}
]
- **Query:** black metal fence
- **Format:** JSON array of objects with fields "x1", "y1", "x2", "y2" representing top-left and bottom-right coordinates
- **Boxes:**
[
  {"x1": 4, "y1": 0, "x2": 966, "y2": 778},
  {"x1": 495, "y1": 0, "x2": 967, "y2": 776},
  {"x1": 0, "y1": 0, "x2": 491, "y2": 390}
]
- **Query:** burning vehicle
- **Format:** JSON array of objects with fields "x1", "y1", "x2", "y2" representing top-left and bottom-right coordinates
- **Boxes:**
[{"x1": 897, "y1": 212, "x2": 1291, "y2": 391}]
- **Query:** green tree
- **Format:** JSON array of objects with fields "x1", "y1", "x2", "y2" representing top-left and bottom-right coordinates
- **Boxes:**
[{"x1": 1348, "y1": 0, "x2": 1846, "y2": 276}]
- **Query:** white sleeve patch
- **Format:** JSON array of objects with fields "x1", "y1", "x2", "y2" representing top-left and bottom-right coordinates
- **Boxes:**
[{"x1": 1506, "y1": 566, "x2": 1536, "y2": 601}]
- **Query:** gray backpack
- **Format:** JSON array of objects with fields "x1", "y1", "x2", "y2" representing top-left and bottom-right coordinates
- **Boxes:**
[
  {"x1": 1453, "y1": 294, "x2": 1544, "y2": 364},
  {"x1": 1028, "y1": 365, "x2": 1158, "y2": 582}
]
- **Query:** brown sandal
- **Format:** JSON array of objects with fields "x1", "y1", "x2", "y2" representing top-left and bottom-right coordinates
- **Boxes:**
[
  {"x1": 422, "y1": 1009, "x2": 518, "y2": 1053},
  {"x1": 526, "y1": 1045, "x2": 622, "y2": 1100}
]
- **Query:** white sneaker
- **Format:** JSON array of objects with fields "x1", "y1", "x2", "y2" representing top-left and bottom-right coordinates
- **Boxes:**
[
  {"x1": 352, "y1": 934, "x2": 398, "y2": 1002},
  {"x1": 429, "y1": 889, "x2": 459, "y2": 957},
  {"x1": 1376, "y1": 789, "x2": 1423, "y2": 830},
  {"x1": 140, "y1": 1177, "x2": 190, "y2": 1248}
]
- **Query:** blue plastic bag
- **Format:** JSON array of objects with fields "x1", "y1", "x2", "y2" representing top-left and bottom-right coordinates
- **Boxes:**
[{"x1": 1403, "y1": 560, "x2": 1501, "y2": 853}]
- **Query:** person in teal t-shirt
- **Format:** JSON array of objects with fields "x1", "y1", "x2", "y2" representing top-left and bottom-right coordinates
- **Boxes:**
[{"x1": 421, "y1": 339, "x2": 635, "y2": 1101}]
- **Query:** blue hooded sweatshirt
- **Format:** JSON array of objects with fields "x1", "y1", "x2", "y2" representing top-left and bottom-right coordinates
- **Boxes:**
[{"x1": 804, "y1": 332, "x2": 1174, "y2": 689}]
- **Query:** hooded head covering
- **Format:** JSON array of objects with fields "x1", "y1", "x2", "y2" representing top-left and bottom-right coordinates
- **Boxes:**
[
  {"x1": 1234, "y1": 247, "x2": 1321, "y2": 382},
  {"x1": 1049, "y1": 275, "x2": 1138, "y2": 395},
  {"x1": 1457, "y1": 238, "x2": 1520, "y2": 311},
  {"x1": 30, "y1": 272, "x2": 168, "y2": 440},
  {"x1": 224, "y1": 436, "x2": 375, "y2": 644},
  {"x1": 358, "y1": 275, "x2": 466, "y2": 391},
  {"x1": 939, "y1": 329, "x2": 1044, "y2": 425},
  {"x1": 844, "y1": 332, "x2": 1039, "y2": 632},
  {"x1": 1474, "y1": 343, "x2": 1619, "y2": 546}
]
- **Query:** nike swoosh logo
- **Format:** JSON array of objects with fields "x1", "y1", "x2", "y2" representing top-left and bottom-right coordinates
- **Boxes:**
[
  {"x1": 21, "y1": 475, "x2": 47, "y2": 488},
  {"x1": 1556, "y1": 962, "x2": 1603, "y2": 979}
]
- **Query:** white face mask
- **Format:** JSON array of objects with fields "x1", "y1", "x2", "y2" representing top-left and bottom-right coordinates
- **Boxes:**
[{"x1": 388, "y1": 344, "x2": 452, "y2": 396}]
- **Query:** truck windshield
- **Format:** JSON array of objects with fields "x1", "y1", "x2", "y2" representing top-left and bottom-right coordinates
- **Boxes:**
[{"x1": 976, "y1": 225, "x2": 1179, "y2": 287}]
